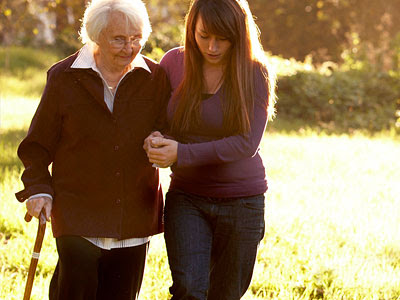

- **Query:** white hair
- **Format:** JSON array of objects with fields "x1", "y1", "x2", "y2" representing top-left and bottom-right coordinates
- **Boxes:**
[{"x1": 79, "y1": 0, "x2": 152, "y2": 46}]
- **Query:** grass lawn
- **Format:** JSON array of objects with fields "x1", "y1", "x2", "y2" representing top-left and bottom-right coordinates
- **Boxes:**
[{"x1": 1, "y1": 97, "x2": 399, "y2": 299}]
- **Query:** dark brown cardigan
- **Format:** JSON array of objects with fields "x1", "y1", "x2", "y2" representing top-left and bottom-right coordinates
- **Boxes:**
[{"x1": 16, "y1": 51, "x2": 171, "y2": 239}]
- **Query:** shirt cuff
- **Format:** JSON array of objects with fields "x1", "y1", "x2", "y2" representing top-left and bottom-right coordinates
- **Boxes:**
[{"x1": 28, "y1": 193, "x2": 53, "y2": 201}]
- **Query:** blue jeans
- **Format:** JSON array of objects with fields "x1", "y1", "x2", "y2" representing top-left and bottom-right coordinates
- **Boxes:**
[{"x1": 164, "y1": 190, "x2": 265, "y2": 300}]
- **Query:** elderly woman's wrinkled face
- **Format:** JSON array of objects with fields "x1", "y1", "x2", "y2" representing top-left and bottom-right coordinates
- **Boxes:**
[{"x1": 97, "y1": 11, "x2": 142, "y2": 71}]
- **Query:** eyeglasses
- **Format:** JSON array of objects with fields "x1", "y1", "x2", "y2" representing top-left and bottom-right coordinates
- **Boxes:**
[{"x1": 108, "y1": 36, "x2": 142, "y2": 49}]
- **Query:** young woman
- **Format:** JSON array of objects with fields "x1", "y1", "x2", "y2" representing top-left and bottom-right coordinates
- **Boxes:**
[{"x1": 145, "y1": 0, "x2": 276, "y2": 299}]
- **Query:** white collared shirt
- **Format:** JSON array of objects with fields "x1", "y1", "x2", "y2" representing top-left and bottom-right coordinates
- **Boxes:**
[
  {"x1": 29, "y1": 44, "x2": 152, "y2": 250},
  {"x1": 71, "y1": 43, "x2": 152, "y2": 112}
]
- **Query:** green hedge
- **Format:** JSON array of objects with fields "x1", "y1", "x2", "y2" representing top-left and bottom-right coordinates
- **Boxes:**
[
  {"x1": 1, "y1": 47, "x2": 399, "y2": 134},
  {"x1": 276, "y1": 70, "x2": 400, "y2": 133}
]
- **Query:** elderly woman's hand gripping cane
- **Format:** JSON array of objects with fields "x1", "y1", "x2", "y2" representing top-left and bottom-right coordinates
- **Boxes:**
[{"x1": 23, "y1": 196, "x2": 51, "y2": 300}]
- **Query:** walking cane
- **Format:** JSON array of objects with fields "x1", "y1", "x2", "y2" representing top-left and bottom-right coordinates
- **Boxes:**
[{"x1": 23, "y1": 211, "x2": 46, "y2": 300}]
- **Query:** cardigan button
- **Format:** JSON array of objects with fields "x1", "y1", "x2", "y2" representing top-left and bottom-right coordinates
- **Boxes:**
[
  {"x1": 115, "y1": 172, "x2": 121, "y2": 177},
  {"x1": 114, "y1": 145, "x2": 119, "y2": 151},
  {"x1": 116, "y1": 199, "x2": 121, "y2": 204}
]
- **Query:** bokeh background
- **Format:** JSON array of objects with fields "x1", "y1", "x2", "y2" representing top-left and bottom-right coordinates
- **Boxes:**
[
  {"x1": 1, "y1": 0, "x2": 400, "y2": 132},
  {"x1": 1, "y1": 1, "x2": 400, "y2": 299}
]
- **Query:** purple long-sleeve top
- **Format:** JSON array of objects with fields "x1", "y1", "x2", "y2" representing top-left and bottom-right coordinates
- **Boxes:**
[{"x1": 160, "y1": 47, "x2": 268, "y2": 198}]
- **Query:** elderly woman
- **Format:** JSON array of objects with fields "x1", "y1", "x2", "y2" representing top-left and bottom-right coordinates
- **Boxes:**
[{"x1": 15, "y1": 0, "x2": 170, "y2": 299}]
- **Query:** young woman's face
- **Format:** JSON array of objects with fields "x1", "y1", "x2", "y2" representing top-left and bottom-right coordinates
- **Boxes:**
[
  {"x1": 97, "y1": 11, "x2": 142, "y2": 71},
  {"x1": 194, "y1": 16, "x2": 232, "y2": 67}
]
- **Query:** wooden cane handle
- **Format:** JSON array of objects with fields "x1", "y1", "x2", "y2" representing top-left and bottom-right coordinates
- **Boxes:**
[{"x1": 25, "y1": 212, "x2": 33, "y2": 222}]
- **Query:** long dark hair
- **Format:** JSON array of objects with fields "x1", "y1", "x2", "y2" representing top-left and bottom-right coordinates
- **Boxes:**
[{"x1": 170, "y1": 0, "x2": 276, "y2": 136}]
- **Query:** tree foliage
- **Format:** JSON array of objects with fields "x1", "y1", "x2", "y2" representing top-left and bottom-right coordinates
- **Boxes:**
[
  {"x1": 1, "y1": 0, "x2": 400, "y2": 69},
  {"x1": 45, "y1": 0, "x2": 89, "y2": 54},
  {"x1": 249, "y1": 0, "x2": 400, "y2": 68},
  {"x1": 0, "y1": 0, "x2": 40, "y2": 46},
  {"x1": 143, "y1": 0, "x2": 190, "y2": 60}
]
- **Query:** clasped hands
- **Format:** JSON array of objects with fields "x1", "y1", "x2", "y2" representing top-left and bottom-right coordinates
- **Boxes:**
[{"x1": 143, "y1": 131, "x2": 178, "y2": 168}]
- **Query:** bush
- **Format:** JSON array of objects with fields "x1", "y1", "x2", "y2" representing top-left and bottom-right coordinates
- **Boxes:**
[
  {"x1": 276, "y1": 69, "x2": 400, "y2": 133},
  {"x1": 0, "y1": 47, "x2": 60, "y2": 74},
  {"x1": 0, "y1": 46, "x2": 61, "y2": 98}
]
